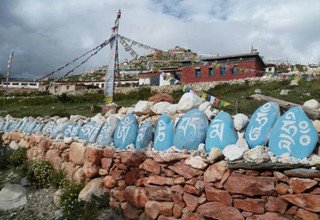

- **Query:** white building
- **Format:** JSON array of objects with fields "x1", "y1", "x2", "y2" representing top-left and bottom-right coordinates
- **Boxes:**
[{"x1": 0, "y1": 81, "x2": 40, "y2": 89}]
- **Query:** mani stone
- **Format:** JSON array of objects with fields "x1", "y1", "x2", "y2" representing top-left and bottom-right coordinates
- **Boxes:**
[
  {"x1": 245, "y1": 102, "x2": 280, "y2": 148},
  {"x1": 174, "y1": 109, "x2": 208, "y2": 150},
  {"x1": 269, "y1": 107, "x2": 318, "y2": 159},
  {"x1": 96, "y1": 117, "x2": 119, "y2": 146},
  {"x1": 79, "y1": 121, "x2": 102, "y2": 143},
  {"x1": 114, "y1": 113, "x2": 138, "y2": 149},
  {"x1": 63, "y1": 122, "x2": 81, "y2": 137},
  {"x1": 205, "y1": 111, "x2": 238, "y2": 152},
  {"x1": 0, "y1": 117, "x2": 5, "y2": 131},
  {"x1": 42, "y1": 121, "x2": 57, "y2": 135},
  {"x1": 153, "y1": 114, "x2": 174, "y2": 151},
  {"x1": 135, "y1": 120, "x2": 153, "y2": 150}
]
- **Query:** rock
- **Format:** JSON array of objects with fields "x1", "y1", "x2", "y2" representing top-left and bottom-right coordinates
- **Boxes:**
[
  {"x1": 204, "y1": 161, "x2": 228, "y2": 183},
  {"x1": 174, "y1": 109, "x2": 208, "y2": 150},
  {"x1": 139, "y1": 158, "x2": 161, "y2": 175},
  {"x1": 233, "y1": 198, "x2": 265, "y2": 214},
  {"x1": 224, "y1": 172, "x2": 276, "y2": 196},
  {"x1": 135, "y1": 120, "x2": 153, "y2": 150},
  {"x1": 296, "y1": 208, "x2": 319, "y2": 220},
  {"x1": 103, "y1": 176, "x2": 116, "y2": 188},
  {"x1": 148, "y1": 93, "x2": 174, "y2": 104},
  {"x1": 310, "y1": 154, "x2": 320, "y2": 165},
  {"x1": 233, "y1": 113, "x2": 249, "y2": 131},
  {"x1": 114, "y1": 114, "x2": 138, "y2": 149},
  {"x1": 45, "y1": 149, "x2": 63, "y2": 170},
  {"x1": 247, "y1": 212, "x2": 288, "y2": 220},
  {"x1": 79, "y1": 121, "x2": 102, "y2": 143},
  {"x1": 183, "y1": 192, "x2": 199, "y2": 212},
  {"x1": 303, "y1": 99, "x2": 320, "y2": 110},
  {"x1": 207, "y1": 147, "x2": 223, "y2": 163},
  {"x1": 146, "y1": 176, "x2": 174, "y2": 186},
  {"x1": 96, "y1": 117, "x2": 119, "y2": 146},
  {"x1": 153, "y1": 114, "x2": 174, "y2": 151},
  {"x1": 197, "y1": 202, "x2": 244, "y2": 220},
  {"x1": 69, "y1": 142, "x2": 86, "y2": 165},
  {"x1": 255, "y1": 89, "x2": 261, "y2": 94},
  {"x1": 205, "y1": 111, "x2": 238, "y2": 152},
  {"x1": 275, "y1": 183, "x2": 289, "y2": 195},
  {"x1": 269, "y1": 107, "x2": 318, "y2": 159},
  {"x1": 284, "y1": 168, "x2": 320, "y2": 178},
  {"x1": 78, "y1": 178, "x2": 104, "y2": 202},
  {"x1": 20, "y1": 177, "x2": 30, "y2": 187},
  {"x1": 121, "y1": 202, "x2": 143, "y2": 220},
  {"x1": 265, "y1": 196, "x2": 288, "y2": 214},
  {"x1": 281, "y1": 194, "x2": 320, "y2": 212},
  {"x1": 199, "y1": 102, "x2": 211, "y2": 112},
  {"x1": 9, "y1": 141, "x2": 19, "y2": 150},
  {"x1": 53, "y1": 189, "x2": 62, "y2": 207},
  {"x1": 0, "y1": 184, "x2": 27, "y2": 210},
  {"x1": 245, "y1": 102, "x2": 280, "y2": 148},
  {"x1": 280, "y1": 89, "x2": 290, "y2": 95},
  {"x1": 124, "y1": 186, "x2": 148, "y2": 208},
  {"x1": 222, "y1": 144, "x2": 246, "y2": 161},
  {"x1": 166, "y1": 104, "x2": 179, "y2": 115},
  {"x1": 120, "y1": 151, "x2": 145, "y2": 167},
  {"x1": 204, "y1": 186, "x2": 232, "y2": 205},
  {"x1": 151, "y1": 102, "x2": 173, "y2": 115},
  {"x1": 146, "y1": 185, "x2": 172, "y2": 201},
  {"x1": 312, "y1": 120, "x2": 320, "y2": 133},
  {"x1": 288, "y1": 178, "x2": 318, "y2": 193},
  {"x1": 86, "y1": 147, "x2": 104, "y2": 165},
  {"x1": 145, "y1": 201, "x2": 174, "y2": 219},
  {"x1": 168, "y1": 162, "x2": 202, "y2": 179},
  {"x1": 184, "y1": 156, "x2": 208, "y2": 170},
  {"x1": 177, "y1": 93, "x2": 204, "y2": 113},
  {"x1": 151, "y1": 152, "x2": 189, "y2": 163},
  {"x1": 243, "y1": 145, "x2": 270, "y2": 163},
  {"x1": 101, "y1": 158, "x2": 113, "y2": 171},
  {"x1": 134, "y1": 101, "x2": 154, "y2": 116}
]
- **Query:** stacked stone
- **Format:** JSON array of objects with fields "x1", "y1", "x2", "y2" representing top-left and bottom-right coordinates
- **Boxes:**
[{"x1": 2, "y1": 131, "x2": 319, "y2": 220}]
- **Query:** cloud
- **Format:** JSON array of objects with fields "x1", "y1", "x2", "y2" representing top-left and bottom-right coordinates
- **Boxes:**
[{"x1": 0, "y1": 0, "x2": 319, "y2": 79}]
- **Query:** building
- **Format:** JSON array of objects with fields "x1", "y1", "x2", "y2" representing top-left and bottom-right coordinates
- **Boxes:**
[
  {"x1": 0, "y1": 81, "x2": 39, "y2": 90},
  {"x1": 265, "y1": 64, "x2": 277, "y2": 74},
  {"x1": 138, "y1": 68, "x2": 180, "y2": 86},
  {"x1": 39, "y1": 82, "x2": 87, "y2": 95},
  {"x1": 179, "y1": 51, "x2": 265, "y2": 84}
]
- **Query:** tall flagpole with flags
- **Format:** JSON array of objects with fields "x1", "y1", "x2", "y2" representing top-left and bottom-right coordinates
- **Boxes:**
[
  {"x1": 3, "y1": 50, "x2": 14, "y2": 111},
  {"x1": 104, "y1": 10, "x2": 121, "y2": 104}
]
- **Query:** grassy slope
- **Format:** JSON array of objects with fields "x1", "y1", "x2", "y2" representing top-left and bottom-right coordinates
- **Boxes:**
[{"x1": 0, "y1": 78, "x2": 319, "y2": 118}]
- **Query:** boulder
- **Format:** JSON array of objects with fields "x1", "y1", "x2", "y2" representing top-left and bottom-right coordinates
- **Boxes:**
[
  {"x1": 199, "y1": 102, "x2": 211, "y2": 112},
  {"x1": 114, "y1": 114, "x2": 138, "y2": 149},
  {"x1": 222, "y1": 144, "x2": 246, "y2": 161},
  {"x1": 268, "y1": 107, "x2": 318, "y2": 159},
  {"x1": 177, "y1": 93, "x2": 204, "y2": 113},
  {"x1": 243, "y1": 145, "x2": 270, "y2": 163},
  {"x1": 303, "y1": 99, "x2": 320, "y2": 110},
  {"x1": 135, "y1": 120, "x2": 153, "y2": 150},
  {"x1": 96, "y1": 117, "x2": 119, "y2": 146},
  {"x1": 312, "y1": 119, "x2": 320, "y2": 133},
  {"x1": 134, "y1": 101, "x2": 154, "y2": 116},
  {"x1": 0, "y1": 184, "x2": 27, "y2": 210},
  {"x1": 154, "y1": 114, "x2": 174, "y2": 151},
  {"x1": 281, "y1": 194, "x2": 320, "y2": 212},
  {"x1": 233, "y1": 113, "x2": 249, "y2": 131},
  {"x1": 78, "y1": 178, "x2": 104, "y2": 202},
  {"x1": 148, "y1": 93, "x2": 174, "y2": 104},
  {"x1": 207, "y1": 147, "x2": 223, "y2": 163},
  {"x1": 184, "y1": 156, "x2": 208, "y2": 170},
  {"x1": 197, "y1": 202, "x2": 244, "y2": 220},
  {"x1": 151, "y1": 102, "x2": 172, "y2": 115}
]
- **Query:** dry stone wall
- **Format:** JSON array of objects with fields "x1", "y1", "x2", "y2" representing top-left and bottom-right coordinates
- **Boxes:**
[{"x1": 2, "y1": 131, "x2": 320, "y2": 220}]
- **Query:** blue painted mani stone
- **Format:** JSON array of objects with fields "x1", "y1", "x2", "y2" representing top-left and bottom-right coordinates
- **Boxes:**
[
  {"x1": 96, "y1": 117, "x2": 120, "y2": 146},
  {"x1": 135, "y1": 120, "x2": 153, "y2": 150},
  {"x1": 245, "y1": 102, "x2": 280, "y2": 148},
  {"x1": 114, "y1": 114, "x2": 138, "y2": 149},
  {"x1": 0, "y1": 118, "x2": 5, "y2": 131},
  {"x1": 79, "y1": 121, "x2": 102, "y2": 143},
  {"x1": 174, "y1": 109, "x2": 208, "y2": 150},
  {"x1": 42, "y1": 121, "x2": 57, "y2": 135},
  {"x1": 269, "y1": 107, "x2": 318, "y2": 159},
  {"x1": 18, "y1": 117, "x2": 29, "y2": 132},
  {"x1": 205, "y1": 111, "x2": 238, "y2": 152},
  {"x1": 153, "y1": 114, "x2": 174, "y2": 151},
  {"x1": 62, "y1": 122, "x2": 81, "y2": 137},
  {"x1": 52, "y1": 123, "x2": 70, "y2": 138},
  {"x1": 33, "y1": 123, "x2": 44, "y2": 133}
]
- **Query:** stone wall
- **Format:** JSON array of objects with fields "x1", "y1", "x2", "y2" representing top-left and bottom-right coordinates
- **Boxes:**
[{"x1": 2, "y1": 131, "x2": 319, "y2": 220}]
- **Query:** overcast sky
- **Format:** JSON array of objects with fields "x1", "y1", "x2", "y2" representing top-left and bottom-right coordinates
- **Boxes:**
[{"x1": 1, "y1": 0, "x2": 320, "y2": 79}]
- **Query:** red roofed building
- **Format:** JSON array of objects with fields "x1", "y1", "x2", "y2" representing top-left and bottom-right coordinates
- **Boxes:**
[{"x1": 179, "y1": 51, "x2": 265, "y2": 84}]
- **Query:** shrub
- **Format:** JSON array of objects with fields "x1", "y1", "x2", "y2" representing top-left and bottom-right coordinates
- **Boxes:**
[
  {"x1": 51, "y1": 170, "x2": 65, "y2": 188},
  {"x1": 0, "y1": 146, "x2": 12, "y2": 169},
  {"x1": 9, "y1": 147, "x2": 27, "y2": 166},
  {"x1": 90, "y1": 104, "x2": 102, "y2": 113},
  {"x1": 27, "y1": 160, "x2": 54, "y2": 188}
]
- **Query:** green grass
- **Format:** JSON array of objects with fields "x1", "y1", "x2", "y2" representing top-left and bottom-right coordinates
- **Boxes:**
[{"x1": 0, "y1": 77, "x2": 319, "y2": 118}]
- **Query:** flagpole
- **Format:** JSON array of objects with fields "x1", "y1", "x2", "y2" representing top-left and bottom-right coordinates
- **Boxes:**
[
  {"x1": 3, "y1": 50, "x2": 14, "y2": 111},
  {"x1": 113, "y1": 10, "x2": 121, "y2": 99}
]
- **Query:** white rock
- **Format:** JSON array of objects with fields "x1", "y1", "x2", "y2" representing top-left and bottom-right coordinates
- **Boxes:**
[
  {"x1": 134, "y1": 101, "x2": 154, "y2": 116},
  {"x1": 78, "y1": 178, "x2": 104, "y2": 202},
  {"x1": 63, "y1": 137, "x2": 74, "y2": 144},
  {"x1": 115, "y1": 113, "x2": 126, "y2": 121},
  {"x1": 207, "y1": 147, "x2": 223, "y2": 163},
  {"x1": 255, "y1": 89, "x2": 262, "y2": 94},
  {"x1": 118, "y1": 107, "x2": 128, "y2": 114},
  {"x1": 310, "y1": 154, "x2": 320, "y2": 165},
  {"x1": 236, "y1": 137, "x2": 249, "y2": 150},
  {"x1": 289, "y1": 79, "x2": 299, "y2": 86},
  {"x1": 127, "y1": 107, "x2": 135, "y2": 115},
  {"x1": 150, "y1": 102, "x2": 172, "y2": 115},
  {"x1": 204, "y1": 108, "x2": 215, "y2": 119},
  {"x1": 53, "y1": 189, "x2": 62, "y2": 207},
  {"x1": 185, "y1": 156, "x2": 208, "y2": 169},
  {"x1": 303, "y1": 99, "x2": 320, "y2": 110},
  {"x1": 0, "y1": 184, "x2": 27, "y2": 210},
  {"x1": 243, "y1": 145, "x2": 270, "y2": 163},
  {"x1": 222, "y1": 144, "x2": 246, "y2": 161},
  {"x1": 233, "y1": 113, "x2": 249, "y2": 131},
  {"x1": 56, "y1": 117, "x2": 68, "y2": 125},
  {"x1": 70, "y1": 115, "x2": 84, "y2": 122},
  {"x1": 199, "y1": 102, "x2": 211, "y2": 112},
  {"x1": 280, "y1": 89, "x2": 290, "y2": 96},
  {"x1": 167, "y1": 104, "x2": 179, "y2": 114},
  {"x1": 312, "y1": 120, "x2": 320, "y2": 133},
  {"x1": 9, "y1": 141, "x2": 19, "y2": 150},
  {"x1": 91, "y1": 113, "x2": 103, "y2": 122},
  {"x1": 177, "y1": 93, "x2": 204, "y2": 112}
]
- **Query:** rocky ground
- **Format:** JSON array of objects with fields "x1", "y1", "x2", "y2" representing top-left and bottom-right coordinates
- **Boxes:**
[{"x1": 0, "y1": 167, "x2": 124, "y2": 220}]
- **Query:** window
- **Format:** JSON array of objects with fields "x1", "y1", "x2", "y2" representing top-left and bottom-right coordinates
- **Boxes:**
[
  {"x1": 195, "y1": 68, "x2": 201, "y2": 77},
  {"x1": 231, "y1": 67, "x2": 238, "y2": 75},
  {"x1": 12, "y1": 83, "x2": 19, "y2": 85},
  {"x1": 208, "y1": 67, "x2": 214, "y2": 76},
  {"x1": 220, "y1": 66, "x2": 226, "y2": 75},
  {"x1": 21, "y1": 83, "x2": 28, "y2": 86},
  {"x1": 66, "y1": 86, "x2": 70, "y2": 90}
]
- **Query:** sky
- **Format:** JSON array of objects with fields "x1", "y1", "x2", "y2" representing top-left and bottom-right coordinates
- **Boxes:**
[{"x1": 0, "y1": 0, "x2": 320, "y2": 79}]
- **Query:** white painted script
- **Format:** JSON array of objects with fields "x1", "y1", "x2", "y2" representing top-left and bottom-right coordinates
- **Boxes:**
[
  {"x1": 116, "y1": 117, "x2": 132, "y2": 143},
  {"x1": 209, "y1": 119, "x2": 224, "y2": 141},
  {"x1": 156, "y1": 120, "x2": 166, "y2": 142},
  {"x1": 249, "y1": 102, "x2": 272, "y2": 141}
]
